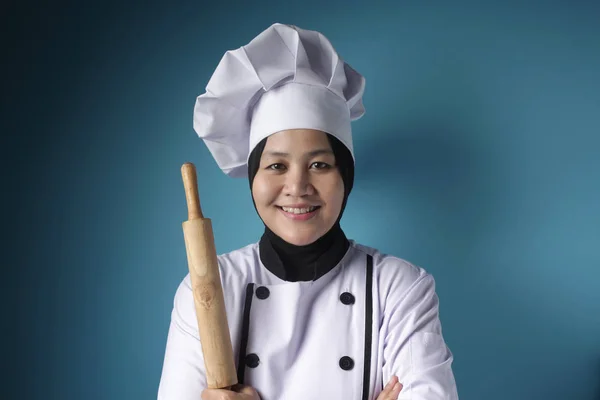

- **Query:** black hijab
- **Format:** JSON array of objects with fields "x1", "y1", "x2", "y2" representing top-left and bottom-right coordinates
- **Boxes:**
[{"x1": 248, "y1": 133, "x2": 354, "y2": 282}]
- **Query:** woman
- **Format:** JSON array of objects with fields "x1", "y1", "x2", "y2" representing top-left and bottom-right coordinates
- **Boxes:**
[{"x1": 158, "y1": 23, "x2": 459, "y2": 400}]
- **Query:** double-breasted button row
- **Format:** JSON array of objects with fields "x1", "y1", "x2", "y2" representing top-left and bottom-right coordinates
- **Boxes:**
[
  {"x1": 256, "y1": 287, "x2": 355, "y2": 305},
  {"x1": 339, "y1": 292, "x2": 355, "y2": 371},
  {"x1": 245, "y1": 353, "x2": 354, "y2": 371}
]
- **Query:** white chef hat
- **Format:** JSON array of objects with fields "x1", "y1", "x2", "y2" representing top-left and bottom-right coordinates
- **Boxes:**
[{"x1": 193, "y1": 23, "x2": 366, "y2": 178}]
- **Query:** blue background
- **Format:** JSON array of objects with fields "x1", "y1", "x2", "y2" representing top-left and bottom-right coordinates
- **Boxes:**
[{"x1": 6, "y1": 1, "x2": 600, "y2": 399}]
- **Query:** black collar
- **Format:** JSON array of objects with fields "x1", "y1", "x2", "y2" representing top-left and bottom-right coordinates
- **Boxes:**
[{"x1": 258, "y1": 224, "x2": 350, "y2": 282}]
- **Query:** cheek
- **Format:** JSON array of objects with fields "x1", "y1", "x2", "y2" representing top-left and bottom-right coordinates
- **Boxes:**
[
  {"x1": 252, "y1": 176, "x2": 276, "y2": 206},
  {"x1": 322, "y1": 176, "x2": 345, "y2": 209},
  {"x1": 334, "y1": 184, "x2": 345, "y2": 208}
]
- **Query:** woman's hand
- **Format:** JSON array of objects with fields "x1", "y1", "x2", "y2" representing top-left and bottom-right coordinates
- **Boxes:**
[
  {"x1": 377, "y1": 375, "x2": 404, "y2": 400},
  {"x1": 201, "y1": 384, "x2": 261, "y2": 400}
]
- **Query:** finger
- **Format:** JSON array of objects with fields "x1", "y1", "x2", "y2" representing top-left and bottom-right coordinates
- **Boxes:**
[
  {"x1": 377, "y1": 376, "x2": 398, "y2": 400},
  {"x1": 201, "y1": 389, "x2": 218, "y2": 400},
  {"x1": 383, "y1": 375, "x2": 398, "y2": 391},
  {"x1": 201, "y1": 388, "x2": 238, "y2": 400},
  {"x1": 385, "y1": 376, "x2": 399, "y2": 392},
  {"x1": 390, "y1": 381, "x2": 403, "y2": 399},
  {"x1": 237, "y1": 385, "x2": 259, "y2": 396}
]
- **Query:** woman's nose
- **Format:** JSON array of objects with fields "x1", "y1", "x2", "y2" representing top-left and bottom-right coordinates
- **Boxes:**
[{"x1": 284, "y1": 168, "x2": 314, "y2": 197}]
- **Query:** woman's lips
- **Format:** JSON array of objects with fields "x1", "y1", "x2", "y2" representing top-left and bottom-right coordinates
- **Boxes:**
[{"x1": 278, "y1": 206, "x2": 320, "y2": 221}]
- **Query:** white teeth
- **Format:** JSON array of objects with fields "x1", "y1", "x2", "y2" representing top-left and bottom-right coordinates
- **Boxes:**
[{"x1": 281, "y1": 206, "x2": 317, "y2": 214}]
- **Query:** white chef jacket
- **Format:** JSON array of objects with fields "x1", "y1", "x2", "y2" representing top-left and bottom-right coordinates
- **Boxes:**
[{"x1": 157, "y1": 240, "x2": 459, "y2": 399}]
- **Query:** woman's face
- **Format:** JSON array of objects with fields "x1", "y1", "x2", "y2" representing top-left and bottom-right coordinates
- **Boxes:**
[{"x1": 252, "y1": 129, "x2": 345, "y2": 246}]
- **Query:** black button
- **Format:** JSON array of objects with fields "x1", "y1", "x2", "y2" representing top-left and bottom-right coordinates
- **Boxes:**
[
  {"x1": 256, "y1": 286, "x2": 270, "y2": 300},
  {"x1": 339, "y1": 356, "x2": 354, "y2": 370},
  {"x1": 245, "y1": 353, "x2": 260, "y2": 368},
  {"x1": 340, "y1": 292, "x2": 355, "y2": 305}
]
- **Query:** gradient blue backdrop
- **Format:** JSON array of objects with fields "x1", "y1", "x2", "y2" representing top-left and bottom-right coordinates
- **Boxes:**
[{"x1": 6, "y1": 1, "x2": 600, "y2": 399}]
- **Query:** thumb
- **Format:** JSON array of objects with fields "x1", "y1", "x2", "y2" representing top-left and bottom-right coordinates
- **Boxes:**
[{"x1": 232, "y1": 384, "x2": 259, "y2": 396}]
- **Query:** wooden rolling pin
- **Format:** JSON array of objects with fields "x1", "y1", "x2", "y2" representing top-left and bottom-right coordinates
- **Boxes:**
[{"x1": 181, "y1": 162, "x2": 238, "y2": 389}]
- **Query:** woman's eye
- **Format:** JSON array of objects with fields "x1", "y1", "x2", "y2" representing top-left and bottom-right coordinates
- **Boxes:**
[
  {"x1": 267, "y1": 163, "x2": 286, "y2": 170},
  {"x1": 311, "y1": 162, "x2": 331, "y2": 170}
]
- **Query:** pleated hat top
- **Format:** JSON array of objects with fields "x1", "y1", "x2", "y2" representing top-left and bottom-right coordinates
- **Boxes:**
[{"x1": 193, "y1": 23, "x2": 366, "y2": 177}]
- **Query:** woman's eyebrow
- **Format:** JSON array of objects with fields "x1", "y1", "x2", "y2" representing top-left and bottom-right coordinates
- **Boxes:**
[{"x1": 263, "y1": 149, "x2": 334, "y2": 157}]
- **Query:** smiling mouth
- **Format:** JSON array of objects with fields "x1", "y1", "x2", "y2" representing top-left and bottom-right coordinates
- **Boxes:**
[{"x1": 277, "y1": 206, "x2": 321, "y2": 215}]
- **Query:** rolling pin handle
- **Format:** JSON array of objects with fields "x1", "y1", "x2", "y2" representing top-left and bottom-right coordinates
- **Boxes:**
[{"x1": 181, "y1": 162, "x2": 203, "y2": 220}]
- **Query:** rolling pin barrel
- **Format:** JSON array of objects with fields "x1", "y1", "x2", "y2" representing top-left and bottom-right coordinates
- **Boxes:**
[{"x1": 181, "y1": 162, "x2": 238, "y2": 389}]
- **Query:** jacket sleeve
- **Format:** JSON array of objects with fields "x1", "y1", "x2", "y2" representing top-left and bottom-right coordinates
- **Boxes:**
[
  {"x1": 157, "y1": 275, "x2": 207, "y2": 400},
  {"x1": 382, "y1": 270, "x2": 459, "y2": 399}
]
